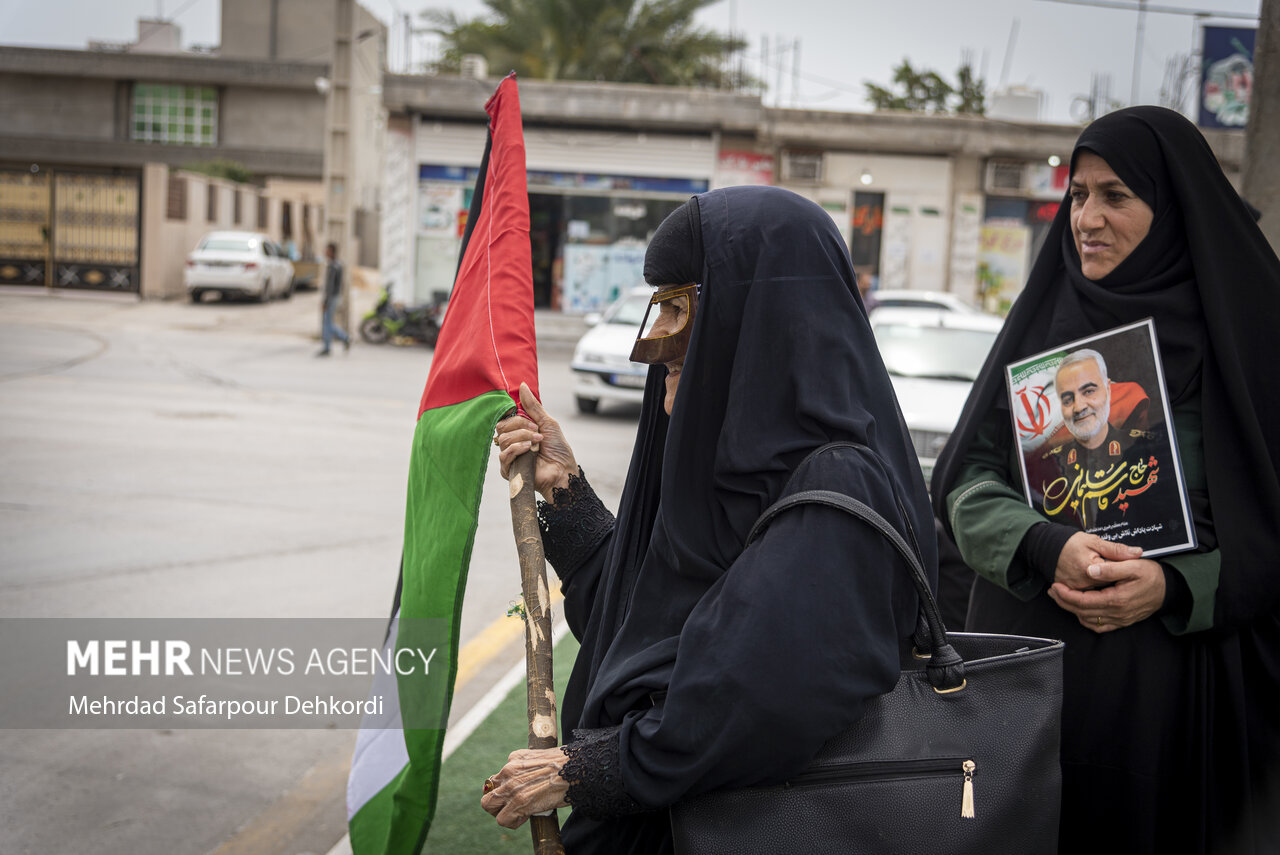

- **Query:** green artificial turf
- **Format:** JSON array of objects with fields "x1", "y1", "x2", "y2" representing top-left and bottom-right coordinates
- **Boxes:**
[{"x1": 424, "y1": 634, "x2": 580, "y2": 854}]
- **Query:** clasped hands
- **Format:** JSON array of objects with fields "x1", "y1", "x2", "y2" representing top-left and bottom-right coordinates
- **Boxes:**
[{"x1": 1046, "y1": 531, "x2": 1165, "y2": 633}]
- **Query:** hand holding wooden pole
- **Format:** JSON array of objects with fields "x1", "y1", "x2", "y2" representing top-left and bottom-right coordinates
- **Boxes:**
[{"x1": 508, "y1": 447, "x2": 566, "y2": 855}]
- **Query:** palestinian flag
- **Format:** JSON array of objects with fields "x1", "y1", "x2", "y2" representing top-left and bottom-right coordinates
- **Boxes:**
[{"x1": 346, "y1": 73, "x2": 538, "y2": 854}]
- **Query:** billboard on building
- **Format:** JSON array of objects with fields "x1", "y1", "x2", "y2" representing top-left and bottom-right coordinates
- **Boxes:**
[{"x1": 1199, "y1": 25, "x2": 1256, "y2": 129}]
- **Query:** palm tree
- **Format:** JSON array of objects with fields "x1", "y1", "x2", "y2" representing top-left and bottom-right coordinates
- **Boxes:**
[{"x1": 423, "y1": 0, "x2": 754, "y2": 89}]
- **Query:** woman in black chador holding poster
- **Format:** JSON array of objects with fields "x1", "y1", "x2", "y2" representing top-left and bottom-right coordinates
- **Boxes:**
[
  {"x1": 482, "y1": 186, "x2": 938, "y2": 853},
  {"x1": 933, "y1": 106, "x2": 1280, "y2": 853}
]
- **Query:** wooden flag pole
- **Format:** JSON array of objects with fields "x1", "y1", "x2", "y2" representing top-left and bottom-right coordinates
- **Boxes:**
[{"x1": 508, "y1": 449, "x2": 567, "y2": 855}]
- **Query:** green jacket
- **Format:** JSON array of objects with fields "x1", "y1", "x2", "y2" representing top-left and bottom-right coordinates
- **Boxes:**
[{"x1": 944, "y1": 400, "x2": 1219, "y2": 635}]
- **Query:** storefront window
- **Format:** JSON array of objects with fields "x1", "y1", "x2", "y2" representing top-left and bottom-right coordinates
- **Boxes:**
[
  {"x1": 554, "y1": 195, "x2": 684, "y2": 314},
  {"x1": 412, "y1": 164, "x2": 698, "y2": 312}
]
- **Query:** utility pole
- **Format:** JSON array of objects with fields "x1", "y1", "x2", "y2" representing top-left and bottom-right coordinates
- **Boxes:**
[
  {"x1": 1131, "y1": 0, "x2": 1148, "y2": 105},
  {"x1": 323, "y1": 0, "x2": 357, "y2": 338},
  {"x1": 1243, "y1": 0, "x2": 1280, "y2": 251}
]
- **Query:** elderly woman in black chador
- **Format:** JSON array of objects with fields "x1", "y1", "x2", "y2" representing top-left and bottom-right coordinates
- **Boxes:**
[
  {"x1": 482, "y1": 186, "x2": 937, "y2": 852},
  {"x1": 933, "y1": 106, "x2": 1280, "y2": 853}
]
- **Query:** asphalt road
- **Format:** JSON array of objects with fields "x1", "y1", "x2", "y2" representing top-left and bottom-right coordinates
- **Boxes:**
[{"x1": 0, "y1": 287, "x2": 639, "y2": 855}]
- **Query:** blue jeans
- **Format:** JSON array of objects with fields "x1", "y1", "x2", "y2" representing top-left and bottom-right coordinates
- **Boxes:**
[{"x1": 321, "y1": 301, "x2": 349, "y2": 351}]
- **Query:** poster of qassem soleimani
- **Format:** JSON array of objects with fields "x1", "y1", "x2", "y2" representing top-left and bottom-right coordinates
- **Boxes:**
[{"x1": 1005, "y1": 318, "x2": 1196, "y2": 558}]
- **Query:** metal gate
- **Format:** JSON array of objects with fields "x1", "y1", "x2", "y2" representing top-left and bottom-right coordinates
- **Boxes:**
[
  {"x1": 0, "y1": 171, "x2": 50, "y2": 287},
  {"x1": 0, "y1": 169, "x2": 140, "y2": 293}
]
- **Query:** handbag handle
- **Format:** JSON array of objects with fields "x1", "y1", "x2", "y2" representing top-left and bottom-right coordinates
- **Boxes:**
[{"x1": 745, "y1": 488, "x2": 966, "y2": 693}]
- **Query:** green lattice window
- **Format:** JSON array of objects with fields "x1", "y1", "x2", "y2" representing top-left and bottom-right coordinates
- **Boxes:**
[{"x1": 131, "y1": 84, "x2": 217, "y2": 146}]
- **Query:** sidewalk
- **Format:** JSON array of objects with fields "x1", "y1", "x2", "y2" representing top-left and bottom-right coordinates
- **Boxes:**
[{"x1": 1, "y1": 284, "x2": 589, "y2": 345}]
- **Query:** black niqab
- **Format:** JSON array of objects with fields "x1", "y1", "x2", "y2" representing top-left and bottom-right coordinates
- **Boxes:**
[
  {"x1": 642, "y1": 197, "x2": 703, "y2": 287},
  {"x1": 559, "y1": 186, "x2": 936, "y2": 853}
]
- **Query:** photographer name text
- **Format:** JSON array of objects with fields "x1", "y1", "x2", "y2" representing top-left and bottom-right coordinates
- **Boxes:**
[{"x1": 68, "y1": 693, "x2": 384, "y2": 720}]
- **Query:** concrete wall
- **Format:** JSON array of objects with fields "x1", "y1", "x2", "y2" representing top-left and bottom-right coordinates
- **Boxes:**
[
  {"x1": 219, "y1": 0, "x2": 273, "y2": 60},
  {"x1": 351, "y1": 2, "x2": 385, "y2": 215},
  {"x1": 384, "y1": 74, "x2": 761, "y2": 134},
  {"x1": 264, "y1": 176, "x2": 326, "y2": 258},
  {"x1": 277, "y1": 0, "x2": 336, "y2": 63},
  {"x1": 780, "y1": 152, "x2": 954, "y2": 292},
  {"x1": 0, "y1": 74, "x2": 118, "y2": 140},
  {"x1": 219, "y1": 87, "x2": 327, "y2": 152},
  {"x1": 0, "y1": 46, "x2": 328, "y2": 179},
  {"x1": 140, "y1": 164, "x2": 324, "y2": 299},
  {"x1": 948, "y1": 155, "x2": 986, "y2": 303},
  {"x1": 222, "y1": 0, "x2": 336, "y2": 63}
]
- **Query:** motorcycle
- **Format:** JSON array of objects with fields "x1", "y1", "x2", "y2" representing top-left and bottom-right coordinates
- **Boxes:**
[{"x1": 359, "y1": 286, "x2": 448, "y2": 347}]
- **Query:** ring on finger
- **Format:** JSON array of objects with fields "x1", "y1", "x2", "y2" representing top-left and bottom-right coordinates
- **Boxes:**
[
  {"x1": 483, "y1": 776, "x2": 498, "y2": 794},
  {"x1": 1096, "y1": 616, "x2": 1102, "y2": 627}
]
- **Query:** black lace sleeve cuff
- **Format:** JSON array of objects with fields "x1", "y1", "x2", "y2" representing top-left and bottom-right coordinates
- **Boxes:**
[
  {"x1": 558, "y1": 727, "x2": 646, "y2": 818},
  {"x1": 537, "y1": 468, "x2": 615, "y2": 577}
]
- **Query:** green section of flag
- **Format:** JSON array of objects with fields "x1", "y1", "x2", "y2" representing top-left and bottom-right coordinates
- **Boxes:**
[{"x1": 349, "y1": 389, "x2": 516, "y2": 854}]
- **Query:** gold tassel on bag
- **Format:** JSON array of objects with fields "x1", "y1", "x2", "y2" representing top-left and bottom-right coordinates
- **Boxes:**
[{"x1": 961, "y1": 760, "x2": 976, "y2": 819}]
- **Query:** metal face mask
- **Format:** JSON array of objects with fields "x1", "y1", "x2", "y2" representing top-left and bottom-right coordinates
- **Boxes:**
[{"x1": 629, "y1": 283, "x2": 698, "y2": 365}]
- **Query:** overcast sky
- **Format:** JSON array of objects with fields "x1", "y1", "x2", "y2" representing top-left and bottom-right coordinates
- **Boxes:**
[{"x1": 0, "y1": 0, "x2": 1261, "y2": 124}]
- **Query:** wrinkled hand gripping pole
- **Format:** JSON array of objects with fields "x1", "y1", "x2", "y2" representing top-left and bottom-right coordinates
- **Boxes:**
[{"x1": 508, "y1": 436, "x2": 566, "y2": 855}]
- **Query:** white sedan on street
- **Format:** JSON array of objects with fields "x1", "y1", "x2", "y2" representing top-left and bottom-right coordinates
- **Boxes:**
[
  {"x1": 570, "y1": 286, "x2": 653, "y2": 414},
  {"x1": 185, "y1": 231, "x2": 295, "y2": 302},
  {"x1": 871, "y1": 307, "x2": 1004, "y2": 479},
  {"x1": 869, "y1": 289, "x2": 986, "y2": 315}
]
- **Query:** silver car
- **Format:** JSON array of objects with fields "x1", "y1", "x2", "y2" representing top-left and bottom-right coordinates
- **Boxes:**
[{"x1": 871, "y1": 307, "x2": 1003, "y2": 479}]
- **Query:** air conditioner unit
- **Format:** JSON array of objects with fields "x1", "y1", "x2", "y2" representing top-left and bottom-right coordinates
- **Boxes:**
[
  {"x1": 782, "y1": 151, "x2": 824, "y2": 183},
  {"x1": 986, "y1": 159, "x2": 1068, "y2": 200},
  {"x1": 459, "y1": 54, "x2": 488, "y2": 80},
  {"x1": 986, "y1": 160, "x2": 1028, "y2": 194}
]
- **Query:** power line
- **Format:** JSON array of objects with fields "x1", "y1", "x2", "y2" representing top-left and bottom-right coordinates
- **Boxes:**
[
  {"x1": 1032, "y1": 0, "x2": 1257, "y2": 20},
  {"x1": 166, "y1": 0, "x2": 205, "y2": 22}
]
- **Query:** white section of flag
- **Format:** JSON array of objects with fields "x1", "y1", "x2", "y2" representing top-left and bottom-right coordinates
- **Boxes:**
[{"x1": 346, "y1": 613, "x2": 407, "y2": 820}]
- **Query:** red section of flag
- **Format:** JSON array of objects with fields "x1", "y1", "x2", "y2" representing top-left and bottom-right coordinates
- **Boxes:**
[{"x1": 419, "y1": 74, "x2": 539, "y2": 415}]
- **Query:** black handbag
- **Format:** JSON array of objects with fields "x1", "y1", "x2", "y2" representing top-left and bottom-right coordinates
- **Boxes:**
[{"x1": 669, "y1": 460, "x2": 1064, "y2": 854}]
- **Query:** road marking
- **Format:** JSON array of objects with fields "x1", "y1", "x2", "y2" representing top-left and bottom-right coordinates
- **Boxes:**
[
  {"x1": 208, "y1": 595, "x2": 565, "y2": 855},
  {"x1": 454, "y1": 586, "x2": 564, "y2": 689}
]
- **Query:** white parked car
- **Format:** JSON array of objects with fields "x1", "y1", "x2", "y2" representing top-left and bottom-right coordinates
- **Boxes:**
[
  {"x1": 570, "y1": 286, "x2": 653, "y2": 414},
  {"x1": 185, "y1": 231, "x2": 295, "y2": 303},
  {"x1": 869, "y1": 289, "x2": 986, "y2": 315},
  {"x1": 871, "y1": 307, "x2": 1004, "y2": 479}
]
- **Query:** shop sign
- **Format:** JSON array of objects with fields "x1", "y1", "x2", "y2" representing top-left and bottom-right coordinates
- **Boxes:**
[{"x1": 716, "y1": 150, "x2": 774, "y2": 187}]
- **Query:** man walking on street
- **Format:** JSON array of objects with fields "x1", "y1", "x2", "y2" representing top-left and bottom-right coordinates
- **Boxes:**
[{"x1": 317, "y1": 241, "x2": 350, "y2": 357}]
